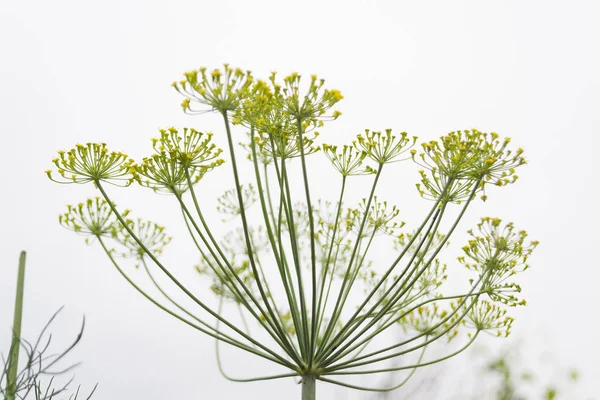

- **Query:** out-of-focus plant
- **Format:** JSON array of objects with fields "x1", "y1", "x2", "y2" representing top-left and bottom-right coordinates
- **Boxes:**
[
  {"x1": 374, "y1": 341, "x2": 583, "y2": 400},
  {"x1": 1, "y1": 252, "x2": 96, "y2": 400},
  {"x1": 478, "y1": 351, "x2": 580, "y2": 400},
  {"x1": 48, "y1": 65, "x2": 538, "y2": 399}
]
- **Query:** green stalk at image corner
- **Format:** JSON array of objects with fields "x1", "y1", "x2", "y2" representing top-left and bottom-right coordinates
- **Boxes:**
[{"x1": 5, "y1": 251, "x2": 26, "y2": 400}]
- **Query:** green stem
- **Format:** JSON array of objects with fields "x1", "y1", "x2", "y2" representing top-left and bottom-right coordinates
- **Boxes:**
[
  {"x1": 97, "y1": 238, "x2": 278, "y2": 362},
  {"x1": 248, "y1": 138, "x2": 303, "y2": 362},
  {"x1": 317, "y1": 164, "x2": 384, "y2": 360},
  {"x1": 220, "y1": 112, "x2": 292, "y2": 351},
  {"x1": 328, "y1": 287, "x2": 483, "y2": 371},
  {"x1": 318, "y1": 343, "x2": 427, "y2": 391},
  {"x1": 181, "y1": 173, "x2": 279, "y2": 335},
  {"x1": 280, "y1": 157, "x2": 310, "y2": 358},
  {"x1": 6, "y1": 251, "x2": 26, "y2": 400},
  {"x1": 319, "y1": 178, "x2": 482, "y2": 366},
  {"x1": 267, "y1": 146, "x2": 306, "y2": 357},
  {"x1": 316, "y1": 196, "x2": 443, "y2": 364},
  {"x1": 215, "y1": 298, "x2": 298, "y2": 383},
  {"x1": 301, "y1": 375, "x2": 316, "y2": 400},
  {"x1": 327, "y1": 330, "x2": 479, "y2": 376},
  {"x1": 178, "y1": 184, "x2": 293, "y2": 356},
  {"x1": 326, "y1": 202, "x2": 448, "y2": 360},
  {"x1": 180, "y1": 208, "x2": 250, "y2": 308},
  {"x1": 295, "y1": 118, "x2": 318, "y2": 365},
  {"x1": 262, "y1": 163, "x2": 278, "y2": 231},
  {"x1": 94, "y1": 186, "x2": 295, "y2": 369},
  {"x1": 314, "y1": 176, "x2": 346, "y2": 350}
]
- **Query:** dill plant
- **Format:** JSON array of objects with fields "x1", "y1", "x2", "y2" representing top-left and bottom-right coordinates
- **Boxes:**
[{"x1": 47, "y1": 65, "x2": 538, "y2": 399}]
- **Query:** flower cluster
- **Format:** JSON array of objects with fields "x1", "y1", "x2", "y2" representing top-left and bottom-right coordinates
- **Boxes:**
[
  {"x1": 230, "y1": 73, "x2": 343, "y2": 166},
  {"x1": 355, "y1": 129, "x2": 417, "y2": 165},
  {"x1": 156, "y1": 127, "x2": 223, "y2": 168},
  {"x1": 195, "y1": 224, "x2": 272, "y2": 304},
  {"x1": 216, "y1": 184, "x2": 257, "y2": 217},
  {"x1": 322, "y1": 144, "x2": 369, "y2": 176},
  {"x1": 133, "y1": 127, "x2": 224, "y2": 194},
  {"x1": 314, "y1": 201, "x2": 358, "y2": 245},
  {"x1": 253, "y1": 127, "x2": 321, "y2": 160},
  {"x1": 47, "y1": 143, "x2": 134, "y2": 185},
  {"x1": 357, "y1": 197, "x2": 404, "y2": 236},
  {"x1": 410, "y1": 259, "x2": 447, "y2": 298},
  {"x1": 416, "y1": 168, "x2": 477, "y2": 204},
  {"x1": 232, "y1": 78, "x2": 282, "y2": 130},
  {"x1": 238, "y1": 132, "x2": 274, "y2": 165},
  {"x1": 414, "y1": 130, "x2": 526, "y2": 202},
  {"x1": 117, "y1": 218, "x2": 171, "y2": 260},
  {"x1": 220, "y1": 226, "x2": 271, "y2": 258},
  {"x1": 279, "y1": 72, "x2": 343, "y2": 122},
  {"x1": 459, "y1": 217, "x2": 538, "y2": 307},
  {"x1": 464, "y1": 300, "x2": 514, "y2": 337},
  {"x1": 196, "y1": 255, "x2": 257, "y2": 304},
  {"x1": 59, "y1": 197, "x2": 127, "y2": 243},
  {"x1": 235, "y1": 72, "x2": 342, "y2": 130},
  {"x1": 236, "y1": 85, "x2": 323, "y2": 159},
  {"x1": 398, "y1": 302, "x2": 458, "y2": 339},
  {"x1": 58, "y1": 198, "x2": 170, "y2": 261},
  {"x1": 173, "y1": 64, "x2": 253, "y2": 114}
]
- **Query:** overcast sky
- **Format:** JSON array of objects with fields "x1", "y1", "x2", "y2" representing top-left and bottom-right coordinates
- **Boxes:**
[{"x1": 1, "y1": 0, "x2": 599, "y2": 399}]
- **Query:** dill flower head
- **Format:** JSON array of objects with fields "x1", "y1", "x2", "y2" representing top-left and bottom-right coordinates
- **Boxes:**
[
  {"x1": 231, "y1": 79, "x2": 279, "y2": 129},
  {"x1": 59, "y1": 197, "x2": 128, "y2": 243},
  {"x1": 279, "y1": 72, "x2": 343, "y2": 122},
  {"x1": 116, "y1": 218, "x2": 171, "y2": 260},
  {"x1": 415, "y1": 167, "x2": 478, "y2": 204},
  {"x1": 196, "y1": 255, "x2": 257, "y2": 304},
  {"x1": 155, "y1": 127, "x2": 223, "y2": 169},
  {"x1": 133, "y1": 127, "x2": 224, "y2": 194},
  {"x1": 254, "y1": 129, "x2": 321, "y2": 160},
  {"x1": 234, "y1": 80, "x2": 322, "y2": 159},
  {"x1": 459, "y1": 217, "x2": 538, "y2": 307},
  {"x1": 322, "y1": 144, "x2": 370, "y2": 176},
  {"x1": 47, "y1": 143, "x2": 134, "y2": 186},
  {"x1": 464, "y1": 300, "x2": 514, "y2": 337},
  {"x1": 414, "y1": 129, "x2": 526, "y2": 202},
  {"x1": 354, "y1": 129, "x2": 417, "y2": 165},
  {"x1": 216, "y1": 184, "x2": 257, "y2": 218},
  {"x1": 173, "y1": 64, "x2": 253, "y2": 114},
  {"x1": 399, "y1": 303, "x2": 457, "y2": 339},
  {"x1": 234, "y1": 71, "x2": 342, "y2": 130},
  {"x1": 358, "y1": 197, "x2": 404, "y2": 236}
]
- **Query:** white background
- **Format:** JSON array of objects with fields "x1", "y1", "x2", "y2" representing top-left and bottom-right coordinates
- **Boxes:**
[{"x1": 1, "y1": 1, "x2": 598, "y2": 399}]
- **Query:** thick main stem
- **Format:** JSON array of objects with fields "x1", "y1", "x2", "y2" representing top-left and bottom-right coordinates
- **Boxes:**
[
  {"x1": 301, "y1": 375, "x2": 316, "y2": 400},
  {"x1": 6, "y1": 251, "x2": 26, "y2": 400}
]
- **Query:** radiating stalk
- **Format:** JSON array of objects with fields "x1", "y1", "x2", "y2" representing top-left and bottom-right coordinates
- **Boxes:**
[
  {"x1": 6, "y1": 251, "x2": 26, "y2": 400},
  {"x1": 301, "y1": 375, "x2": 316, "y2": 400}
]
